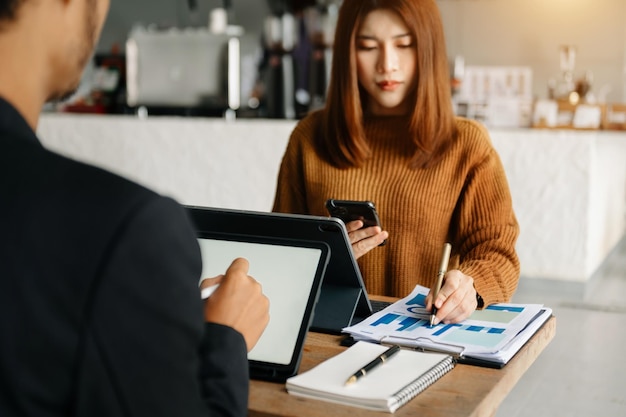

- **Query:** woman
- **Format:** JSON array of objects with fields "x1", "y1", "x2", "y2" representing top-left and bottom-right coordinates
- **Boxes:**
[{"x1": 272, "y1": 0, "x2": 520, "y2": 324}]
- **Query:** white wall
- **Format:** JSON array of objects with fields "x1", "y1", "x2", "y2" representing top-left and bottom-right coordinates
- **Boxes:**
[
  {"x1": 491, "y1": 128, "x2": 626, "y2": 281},
  {"x1": 588, "y1": 135, "x2": 626, "y2": 272},
  {"x1": 38, "y1": 114, "x2": 294, "y2": 212},
  {"x1": 437, "y1": 0, "x2": 626, "y2": 103}
]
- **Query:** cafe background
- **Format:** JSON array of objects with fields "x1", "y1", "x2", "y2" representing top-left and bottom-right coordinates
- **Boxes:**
[{"x1": 79, "y1": 0, "x2": 626, "y2": 123}]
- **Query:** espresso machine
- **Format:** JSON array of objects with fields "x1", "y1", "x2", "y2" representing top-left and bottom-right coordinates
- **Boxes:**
[
  {"x1": 304, "y1": 0, "x2": 339, "y2": 112},
  {"x1": 258, "y1": 0, "x2": 340, "y2": 118},
  {"x1": 259, "y1": 0, "x2": 297, "y2": 118}
]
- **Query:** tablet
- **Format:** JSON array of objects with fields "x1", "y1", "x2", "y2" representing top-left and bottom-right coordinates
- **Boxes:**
[
  {"x1": 195, "y1": 231, "x2": 329, "y2": 382},
  {"x1": 186, "y1": 206, "x2": 376, "y2": 334}
]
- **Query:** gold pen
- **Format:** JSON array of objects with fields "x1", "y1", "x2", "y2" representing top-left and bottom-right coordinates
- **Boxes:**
[
  {"x1": 430, "y1": 243, "x2": 452, "y2": 327},
  {"x1": 345, "y1": 345, "x2": 401, "y2": 385}
]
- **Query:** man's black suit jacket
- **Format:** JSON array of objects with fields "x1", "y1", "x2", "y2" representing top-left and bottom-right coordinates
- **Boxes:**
[{"x1": 0, "y1": 98, "x2": 249, "y2": 417}]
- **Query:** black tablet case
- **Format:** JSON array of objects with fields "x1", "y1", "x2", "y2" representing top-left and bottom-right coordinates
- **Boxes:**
[
  {"x1": 194, "y1": 228, "x2": 330, "y2": 382},
  {"x1": 186, "y1": 206, "x2": 375, "y2": 335}
]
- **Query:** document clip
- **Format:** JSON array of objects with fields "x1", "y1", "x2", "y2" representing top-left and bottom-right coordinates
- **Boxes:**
[{"x1": 380, "y1": 335, "x2": 466, "y2": 358}]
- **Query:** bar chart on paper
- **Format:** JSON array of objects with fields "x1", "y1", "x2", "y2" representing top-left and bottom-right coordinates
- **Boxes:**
[
  {"x1": 367, "y1": 312, "x2": 508, "y2": 350},
  {"x1": 344, "y1": 285, "x2": 546, "y2": 356}
]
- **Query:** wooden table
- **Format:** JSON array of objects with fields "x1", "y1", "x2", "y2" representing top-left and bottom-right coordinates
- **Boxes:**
[{"x1": 249, "y1": 315, "x2": 556, "y2": 417}]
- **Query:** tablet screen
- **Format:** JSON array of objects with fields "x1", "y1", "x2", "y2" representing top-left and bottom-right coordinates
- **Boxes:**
[{"x1": 196, "y1": 235, "x2": 327, "y2": 378}]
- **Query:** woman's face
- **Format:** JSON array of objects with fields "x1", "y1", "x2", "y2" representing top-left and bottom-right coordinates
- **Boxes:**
[{"x1": 355, "y1": 9, "x2": 417, "y2": 116}]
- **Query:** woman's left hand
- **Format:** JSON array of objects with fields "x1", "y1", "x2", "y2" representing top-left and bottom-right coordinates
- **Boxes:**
[
  {"x1": 425, "y1": 269, "x2": 478, "y2": 324},
  {"x1": 344, "y1": 220, "x2": 389, "y2": 259}
]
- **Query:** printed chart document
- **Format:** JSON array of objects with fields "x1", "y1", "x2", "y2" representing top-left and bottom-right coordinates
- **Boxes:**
[
  {"x1": 286, "y1": 341, "x2": 454, "y2": 413},
  {"x1": 343, "y1": 285, "x2": 552, "y2": 367}
]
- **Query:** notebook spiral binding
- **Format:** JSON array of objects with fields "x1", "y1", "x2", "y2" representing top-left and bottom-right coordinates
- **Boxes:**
[{"x1": 391, "y1": 355, "x2": 455, "y2": 407}]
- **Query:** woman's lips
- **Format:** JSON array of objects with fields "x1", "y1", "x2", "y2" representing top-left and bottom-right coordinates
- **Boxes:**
[{"x1": 377, "y1": 80, "x2": 401, "y2": 91}]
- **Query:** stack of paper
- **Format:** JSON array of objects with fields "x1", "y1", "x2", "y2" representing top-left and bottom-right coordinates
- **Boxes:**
[{"x1": 343, "y1": 285, "x2": 552, "y2": 367}]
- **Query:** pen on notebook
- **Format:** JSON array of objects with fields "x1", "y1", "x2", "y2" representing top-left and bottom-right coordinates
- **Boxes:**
[
  {"x1": 344, "y1": 344, "x2": 401, "y2": 385},
  {"x1": 430, "y1": 243, "x2": 452, "y2": 327},
  {"x1": 201, "y1": 284, "x2": 220, "y2": 300}
]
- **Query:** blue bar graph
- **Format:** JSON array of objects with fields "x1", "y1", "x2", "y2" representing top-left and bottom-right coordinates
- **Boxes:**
[
  {"x1": 433, "y1": 323, "x2": 462, "y2": 336},
  {"x1": 368, "y1": 313, "x2": 508, "y2": 349},
  {"x1": 372, "y1": 313, "x2": 400, "y2": 326},
  {"x1": 397, "y1": 316, "x2": 421, "y2": 331},
  {"x1": 486, "y1": 305, "x2": 524, "y2": 313},
  {"x1": 405, "y1": 293, "x2": 427, "y2": 307},
  {"x1": 371, "y1": 313, "x2": 430, "y2": 332}
]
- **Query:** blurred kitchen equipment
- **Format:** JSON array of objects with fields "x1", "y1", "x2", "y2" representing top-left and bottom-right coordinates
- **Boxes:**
[
  {"x1": 256, "y1": 0, "x2": 339, "y2": 118},
  {"x1": 262, "y1": 10, "x2": 298, "y2": 118},
  {"x1": 556, "y1": 45, "x2": 578, "y2": 104},
  {"x1": 126, "y1": 25, "x2": 240, "y2": 115},
  {"x1": 307, "y1": 0, "x2": 338, "y2": 111}
]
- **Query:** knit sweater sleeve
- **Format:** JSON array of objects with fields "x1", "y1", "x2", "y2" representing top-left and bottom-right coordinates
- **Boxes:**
[
  {"x1": 452, "y1": 122, "x2": 521, "y2": 306},
  {"x1": 272, "y1": 115, "x2": 316, "y2": 214}
]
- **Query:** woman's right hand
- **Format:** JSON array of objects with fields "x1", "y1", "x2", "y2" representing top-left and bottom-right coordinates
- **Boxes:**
[{"x1": 345, "y1": 220, "x2": 389, "y2": 259}]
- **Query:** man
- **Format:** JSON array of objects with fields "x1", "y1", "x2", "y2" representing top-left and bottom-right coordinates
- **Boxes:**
[{"x1": 0, "y1": 1, "x2": 269, "y2": 416}]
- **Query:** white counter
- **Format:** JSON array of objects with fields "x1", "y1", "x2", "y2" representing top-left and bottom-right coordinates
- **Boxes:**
[{"x1": 37, "y1": 114, "x2": 626, "y2": 283}]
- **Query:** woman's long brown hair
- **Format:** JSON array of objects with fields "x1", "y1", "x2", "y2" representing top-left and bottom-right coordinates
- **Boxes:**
[{"x1": 319, "y1": 0, "x2": 457, "y2": 169}]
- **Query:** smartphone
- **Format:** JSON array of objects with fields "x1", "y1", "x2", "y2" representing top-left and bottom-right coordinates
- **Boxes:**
[{"x1": 325, "y1": 199, "x2": 386, "y2": 246}]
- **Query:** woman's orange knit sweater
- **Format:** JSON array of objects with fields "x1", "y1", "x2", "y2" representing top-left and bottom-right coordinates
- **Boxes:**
[{"x1": 273, "y1": 111, "x2": 520, "y2": 305}]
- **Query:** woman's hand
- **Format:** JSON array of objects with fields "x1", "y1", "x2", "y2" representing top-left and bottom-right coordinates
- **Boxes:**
[
  {"x1": 345, "y1": 220, "x2": 389, "y2": 259},
  {"x1": 425, "y1": 270, "x2": 478, "y2": 324}
]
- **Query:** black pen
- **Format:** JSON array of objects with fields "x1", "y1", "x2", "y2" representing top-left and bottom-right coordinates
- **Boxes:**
[
  {"x1": 430, "y1": 243, "x2": 452, "y2": 327},
  {"x1": 345, "y1": 345, "x2": 401, "y2": 385}
]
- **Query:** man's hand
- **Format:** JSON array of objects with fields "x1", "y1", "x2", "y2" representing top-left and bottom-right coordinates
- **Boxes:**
[{"x1": 201, "y1": 258, "x2": 270, "y2": 352}]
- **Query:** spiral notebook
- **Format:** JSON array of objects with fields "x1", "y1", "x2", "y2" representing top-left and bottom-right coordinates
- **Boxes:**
[{"x1": 285, "y1": 341, "x2": 454, "y2": 413}]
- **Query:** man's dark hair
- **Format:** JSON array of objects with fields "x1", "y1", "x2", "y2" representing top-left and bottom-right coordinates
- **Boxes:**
[{"x1": 0, "y1": 0, "x2": 23, "y2": 22}]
